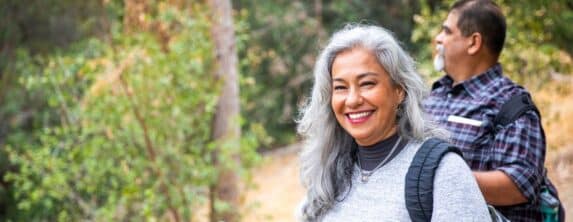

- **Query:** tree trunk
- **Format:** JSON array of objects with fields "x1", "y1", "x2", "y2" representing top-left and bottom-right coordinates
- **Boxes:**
[{"x1": 207, "y1": 0, "x2": 241, "y2": 221}]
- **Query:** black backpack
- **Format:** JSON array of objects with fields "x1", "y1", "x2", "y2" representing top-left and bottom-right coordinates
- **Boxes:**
[
  {"x1": 405, "y1": 94, "x2": 539, "y2": 221},
  {"x1": 404, "y1": 138, "x2": 510, "y2": 222}
]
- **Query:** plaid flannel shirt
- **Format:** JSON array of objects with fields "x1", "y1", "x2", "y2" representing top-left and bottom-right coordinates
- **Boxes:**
[{"x1": 423, "y1": 64, "x2": 558, "y2": 221}]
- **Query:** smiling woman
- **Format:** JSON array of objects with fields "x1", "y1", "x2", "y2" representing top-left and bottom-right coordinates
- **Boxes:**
[
  {"x1": 296, "y1": 24, "x2": 492, "y2": 221},
  {"x1": 330, "y1": 47, "x2": 405, "y2": 146}
]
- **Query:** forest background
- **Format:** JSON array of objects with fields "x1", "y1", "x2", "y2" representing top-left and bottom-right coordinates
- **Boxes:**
[{"x1": 0, "y1": 0, "x2": 572, "y2": 221}]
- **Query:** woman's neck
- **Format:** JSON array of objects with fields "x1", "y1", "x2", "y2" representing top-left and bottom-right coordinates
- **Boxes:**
[{"x1": 356, "y1": 133, "x2": 407, "y2": 171}]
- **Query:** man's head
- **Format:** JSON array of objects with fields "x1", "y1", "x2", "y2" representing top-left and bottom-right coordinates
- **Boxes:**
[
  {"x1": 434, "y1": 0, "x2": 506, "y2": 82},
  {"x1": 451, "y1": 0, "x2": 506, "y2": 56}
]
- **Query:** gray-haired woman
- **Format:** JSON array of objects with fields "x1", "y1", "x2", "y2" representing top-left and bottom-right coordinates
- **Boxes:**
[{"x1": 296, "y1": 24, "x2": 491, "y2": 221}]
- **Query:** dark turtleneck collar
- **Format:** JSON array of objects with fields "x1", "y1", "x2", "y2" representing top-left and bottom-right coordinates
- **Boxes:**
[{"x1": 357, "y1": 133, "x2": 408, "y2": 171}]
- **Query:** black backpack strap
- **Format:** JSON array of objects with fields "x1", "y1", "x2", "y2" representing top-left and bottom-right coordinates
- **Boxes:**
[
  {"x1": 493, "y1": 93, "x2": 540, "y2": 132},
  {"x1": 405, "y1": 138, "x2": 462, "y2": 222}
]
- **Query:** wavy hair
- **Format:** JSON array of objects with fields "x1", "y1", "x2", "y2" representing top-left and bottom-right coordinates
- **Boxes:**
[{"x1": 296, "y1": 24, "x2": 447, "y2": 221}]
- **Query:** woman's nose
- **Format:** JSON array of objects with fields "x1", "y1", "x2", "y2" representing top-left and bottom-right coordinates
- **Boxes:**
[{"x1": 345, "y1": 89, "x2": 363, "y2": 108}]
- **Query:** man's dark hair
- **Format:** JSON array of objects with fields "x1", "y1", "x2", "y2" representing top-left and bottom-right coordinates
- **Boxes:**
[{"x1": 451, "y1": 0, "x2": 506, "y2": 57}]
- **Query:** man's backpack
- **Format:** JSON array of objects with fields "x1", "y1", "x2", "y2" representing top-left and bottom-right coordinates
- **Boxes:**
[
  {"x1": 404, "y1": 93, "x2": 560, "y2": 222},
  {"x1": 493, "y1": 93, "x2": 561, "y2": 222},
  {"x1": 404, "y1": 138, "x2": 510, "y2": 222}
]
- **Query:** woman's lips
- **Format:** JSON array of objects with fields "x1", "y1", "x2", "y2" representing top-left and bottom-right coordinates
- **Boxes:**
[{"x1": 346, "y1": 111, "x2": 373, "y2": 124}]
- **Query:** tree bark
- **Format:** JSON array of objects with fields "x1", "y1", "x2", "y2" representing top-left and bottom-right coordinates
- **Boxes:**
[{"x1": 207, "y1": 0, "x2": 241, "y2": 221}]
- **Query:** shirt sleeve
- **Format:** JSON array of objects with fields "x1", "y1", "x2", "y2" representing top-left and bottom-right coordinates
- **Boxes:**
[
  {"x1": 491, "y1": 110, "x2": 545, "y2": 202},
  {"x1": 432, "y1": 153, "x2": 491, "y2": 222}
]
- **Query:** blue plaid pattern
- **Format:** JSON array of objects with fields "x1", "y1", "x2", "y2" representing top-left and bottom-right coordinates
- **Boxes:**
[{"x1": 423, "y1": 64, "x2": 558, "y2": 222}]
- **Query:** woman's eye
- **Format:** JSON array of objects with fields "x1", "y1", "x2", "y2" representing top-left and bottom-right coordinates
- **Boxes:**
[
  {"x1": 333, "y1": 85, "x2": 346, "y2": 91},
  {"x1": 360, "y1": 81, "x2": 376, "y2": 87}
]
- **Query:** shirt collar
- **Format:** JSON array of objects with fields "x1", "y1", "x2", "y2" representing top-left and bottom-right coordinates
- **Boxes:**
[
  {"x1": 431, "y1": 75, "x2": 453, "y2": 90},
  {"x1": 432, "y1": 64, "x2": 503, "y2": 98}
]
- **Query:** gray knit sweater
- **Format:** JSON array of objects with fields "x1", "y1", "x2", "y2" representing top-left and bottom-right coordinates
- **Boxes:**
[{"x1": 319, "y1": 141, "x2": 491, "y2": 222}]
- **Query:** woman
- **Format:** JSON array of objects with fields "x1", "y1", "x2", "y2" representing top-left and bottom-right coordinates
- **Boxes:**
[{"x1": 296, "y1": 24, "x2": 491, "y2": 221}]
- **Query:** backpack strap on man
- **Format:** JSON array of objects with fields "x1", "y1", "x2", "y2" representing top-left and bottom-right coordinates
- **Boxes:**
[
  {"x1": 405, "y1": 138, "x2": 462, "y2": 222},
  {"x1": 493, "y1": 93, "x2": 563, "y2": 221},
  {"x1": 493, "y1": 93, "x2": 540, "y2": 133}
]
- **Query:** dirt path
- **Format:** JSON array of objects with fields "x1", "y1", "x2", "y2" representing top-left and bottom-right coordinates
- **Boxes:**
[
  {"x1": 547, "y1": 146, "x2": 573, "y2": 221},
  {"x1": 242, "y1": 144, "x2": 304, "y2": 222},
  {"x1": 242, "y1": 144, "x2": 573, "y2": 222}
]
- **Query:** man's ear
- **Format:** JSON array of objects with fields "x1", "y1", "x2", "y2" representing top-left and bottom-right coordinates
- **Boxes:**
[{"x1": 467, "y1": 32, "x2": 482, "y2": 55}]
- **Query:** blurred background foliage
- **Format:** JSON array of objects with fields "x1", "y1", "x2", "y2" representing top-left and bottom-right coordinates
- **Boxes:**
[
  {"x1": 0, "y1": 0, "x2": 261, "y2": 220},
  {"x1": 0, "y1": 0, "x2": 571, "y2": 221}
]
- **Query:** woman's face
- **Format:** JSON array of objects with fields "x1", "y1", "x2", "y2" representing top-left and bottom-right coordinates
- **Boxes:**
[{"x1": 330, "y1": 47, "x2": 404, "y2": 146}]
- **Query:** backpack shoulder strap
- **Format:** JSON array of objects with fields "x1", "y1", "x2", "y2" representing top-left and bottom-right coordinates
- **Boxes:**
[
  {"x1": 405, "y1": 138, "x2": 462, "y2": 222},
  {"x1": 493, "y1": 93, "x2": 540, "y2": 131}
]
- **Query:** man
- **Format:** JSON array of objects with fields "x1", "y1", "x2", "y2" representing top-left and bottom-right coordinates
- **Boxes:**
[{"x1": 423, "y1": 0, "x2": 564, "y2": 221}]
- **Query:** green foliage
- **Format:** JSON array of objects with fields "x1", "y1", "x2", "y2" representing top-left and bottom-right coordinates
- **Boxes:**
[
  {"x1": 0, "y1": 0, "x2": 113, "y2": 54},
  {"x1": 3, "y1": 2, "x2": 260, "y2": 221},
  {"x1": 320, "y1": 0, "x2": 420, "y2": 46},
  {"x1": 235, "y1": 1, "x2": 320, "y2": 146},
  {"x1": 500, "y1": 0, "x2": 573, "y2": 87}
]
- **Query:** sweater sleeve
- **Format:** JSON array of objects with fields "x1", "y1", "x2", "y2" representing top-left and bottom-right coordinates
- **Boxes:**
[{"x1": 431, "y1": 153, "x2": 492, "y2": 222}]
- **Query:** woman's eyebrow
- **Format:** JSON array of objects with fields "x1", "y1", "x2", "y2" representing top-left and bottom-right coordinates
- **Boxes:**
[{"x1": 332, "y1": 72, "x2": 378, "y2": 82}]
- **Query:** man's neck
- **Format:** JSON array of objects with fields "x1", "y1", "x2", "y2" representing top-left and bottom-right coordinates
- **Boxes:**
[{"x1": 449, "y1": 58, "x2": 497, "y2": 86}]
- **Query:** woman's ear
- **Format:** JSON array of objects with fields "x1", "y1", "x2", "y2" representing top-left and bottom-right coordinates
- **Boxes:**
[{"x1": 397, "y1": 87, "x2": 406, "y2": 104}]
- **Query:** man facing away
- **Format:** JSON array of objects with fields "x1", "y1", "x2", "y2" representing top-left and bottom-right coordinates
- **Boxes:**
[{"x1": 423, "y1": 0, "x2": 564, "y2": 221}]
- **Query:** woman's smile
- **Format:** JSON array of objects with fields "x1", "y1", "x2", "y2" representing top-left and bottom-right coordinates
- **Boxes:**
[{"x1": 346, "y1": 110, "x2": 375, "y2": 124}]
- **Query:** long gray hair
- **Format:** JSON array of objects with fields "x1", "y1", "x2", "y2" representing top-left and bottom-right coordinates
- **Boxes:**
[{"x1": 296, "y1": 24, "x2": 447, "y2": 221}]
